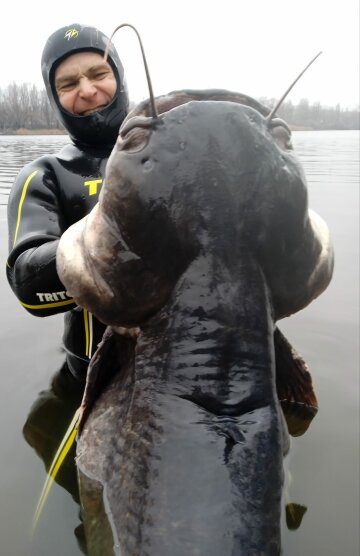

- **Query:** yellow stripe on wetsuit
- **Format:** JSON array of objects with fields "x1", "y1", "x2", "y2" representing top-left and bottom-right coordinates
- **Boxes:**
[
  {"x1": 9, "y1": 170, "x2": 76, "y2": 310},
  {"x1": 83, "y1": 309, "x2": 94, "y2": 357},
  {"x1": 21, "y1": 299, "x2": 75, "y2": 310},
  {"x1": 13, "y1": 170, "x2": 38, "y2": 247},
  {"x1": 83, "y1": 309, "x2": 90, "y2": 356}
]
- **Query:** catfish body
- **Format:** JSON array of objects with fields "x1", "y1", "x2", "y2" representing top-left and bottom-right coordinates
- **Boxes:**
[{"x1": 57, "y1": 90, "x2": 334, "y2": 555}]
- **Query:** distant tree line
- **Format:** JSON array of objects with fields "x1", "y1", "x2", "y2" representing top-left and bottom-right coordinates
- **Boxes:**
[
  {"x1": 0, "y1": 82, "x2": 359, "y2": 132},
  {"x1": 0, "y1": 82, "x2": 59, "y2": 131},
  {"x1": 260, "y1": 97, "x2": 360, "y2": 130}
]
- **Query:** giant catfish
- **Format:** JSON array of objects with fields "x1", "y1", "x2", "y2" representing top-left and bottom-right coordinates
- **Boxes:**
[{"x1": 56, "y1": 89, "x2": 334, "y2": 555}]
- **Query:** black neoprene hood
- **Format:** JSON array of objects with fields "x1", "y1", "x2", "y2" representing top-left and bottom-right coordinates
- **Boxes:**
[{"x1": 41, "y1": 24, "x2": 129, "y2": 149}]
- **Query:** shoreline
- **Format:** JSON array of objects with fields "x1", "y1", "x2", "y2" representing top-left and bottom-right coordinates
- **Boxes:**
[
  {"x1": 0, "y1": 128, "x2": 67, "y2": 136},
  {"x1": 1, "y1": 126, "x2": 359, "y2": 135}
]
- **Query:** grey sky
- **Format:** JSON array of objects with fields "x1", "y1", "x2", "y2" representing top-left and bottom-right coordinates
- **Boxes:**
[{"x1": 2, "y1": 0, "x2": 359, "y2": 109}]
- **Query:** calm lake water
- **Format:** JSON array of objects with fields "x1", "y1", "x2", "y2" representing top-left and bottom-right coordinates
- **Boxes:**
[{"x1": 0, "y1": 131, "x2": 359, "y2": 556}]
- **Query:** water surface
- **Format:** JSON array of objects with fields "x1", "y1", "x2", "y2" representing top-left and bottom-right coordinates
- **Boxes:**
[{"x1": 0, "y1": 131, "x2": 358, "y2": 555}]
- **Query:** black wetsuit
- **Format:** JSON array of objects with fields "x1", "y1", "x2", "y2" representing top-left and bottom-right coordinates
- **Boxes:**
[
  {"x1": 6, "y1": 23, "x2": 129, "y2": 376},
  {"x1": 6, "y1": 143, "x2": 112, "y2": 373}
]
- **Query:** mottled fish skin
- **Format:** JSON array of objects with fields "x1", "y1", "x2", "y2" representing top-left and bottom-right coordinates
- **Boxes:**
[
  {"x1": 77, "y1": 253, "x2": 288, "y2": 556},
  {"x1": 56, "y1": 90, "x2": 334, "y2": 555}
]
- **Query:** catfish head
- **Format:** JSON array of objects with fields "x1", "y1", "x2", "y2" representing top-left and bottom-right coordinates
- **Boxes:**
[{"x1": 57, "y1": 89, "x2": 333, "y2": 327}]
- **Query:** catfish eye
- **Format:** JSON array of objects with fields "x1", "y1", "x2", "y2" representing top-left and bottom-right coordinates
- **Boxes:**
[{"x1": 268, "y1": 118, "x2": 293, "y2": 150}]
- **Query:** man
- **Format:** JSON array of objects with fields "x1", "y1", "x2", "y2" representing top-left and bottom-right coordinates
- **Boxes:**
[
  {"x1": 6, "y1": 23, "x2": 129, "y2": 378},
  {"x1": 7, "y1": 24, "x2": 129, "y2": 550}
]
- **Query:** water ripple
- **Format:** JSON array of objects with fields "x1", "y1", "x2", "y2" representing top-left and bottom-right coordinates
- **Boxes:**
[{"x1": 0, "y1": 135, "x2": 69, "y2": 206}]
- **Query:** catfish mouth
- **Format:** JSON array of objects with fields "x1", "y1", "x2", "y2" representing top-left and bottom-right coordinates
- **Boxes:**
[
  {"x1": 119, "y1": 114, "x2": 161, "y2": 139},
  {"x1": 118, "y1": 119, "x2": 155, "y2": 153},
  {"x1": 119, "y1": 89, "x2": 293, "y2": 152}
]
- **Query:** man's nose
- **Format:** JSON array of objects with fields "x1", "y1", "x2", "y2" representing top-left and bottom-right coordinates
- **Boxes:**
[{"x1": 78, "y1": 78, "x2": 97, "y2": 97}]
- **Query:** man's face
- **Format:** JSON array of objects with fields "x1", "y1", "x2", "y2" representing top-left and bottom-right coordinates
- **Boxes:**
[{"x1": 54, "y1": 51, "x2": 117, "y2": 116}]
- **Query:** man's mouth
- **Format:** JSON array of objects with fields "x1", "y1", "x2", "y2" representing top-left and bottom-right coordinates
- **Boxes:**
[{"x1": 79, "y1": 105, "x2": 106, "y2": 116}]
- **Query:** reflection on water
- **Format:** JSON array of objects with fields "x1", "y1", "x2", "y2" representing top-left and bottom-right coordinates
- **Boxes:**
[
  {"x1": 23, "y1": 361, "x2": 87, "y2": 554},
  {"x1": 0, "y1": 131, "x2": 358, "y2": 556}
]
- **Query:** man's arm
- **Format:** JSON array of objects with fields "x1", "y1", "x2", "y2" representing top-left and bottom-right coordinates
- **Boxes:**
[{"x1": 6, "y1": 157, "x2": 76, "y2": 316}]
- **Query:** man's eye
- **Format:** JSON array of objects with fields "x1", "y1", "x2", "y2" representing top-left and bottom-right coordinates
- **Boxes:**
[
  {"x1": 58, "y1": 82, "x2": 76, "y2": 92},
  {"x1": 94, "y1": 71, "x2": 109, "y2": 80}
]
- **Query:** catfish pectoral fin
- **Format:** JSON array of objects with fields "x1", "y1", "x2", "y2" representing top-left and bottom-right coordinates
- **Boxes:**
[
  {"x1": 286, "y1": 503, "x2": 308, "y2": 530},
  {"x1": 274, "y1": 326, "x2": 318, "y2": 436},
  {"x1": 77, "y1": 326, "x2": 113, "y2": 435},
  {"x1": 280, "y1": 401, "x2": 317, "y2": 437},
  {"x1": 78, "y1": 327, "x2": 135, "y2": 435},
  {"x1": 274, "y1": 327, "x2": 318, "y2": 407}
]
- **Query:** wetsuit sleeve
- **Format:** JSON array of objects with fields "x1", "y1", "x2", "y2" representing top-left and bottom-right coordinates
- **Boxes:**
[{"x1": 6, "y1": 158, "x2": 76, "y2": 317}]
